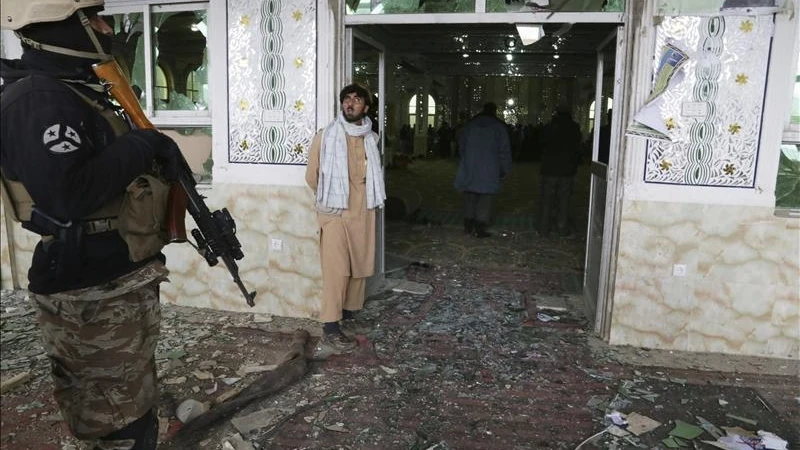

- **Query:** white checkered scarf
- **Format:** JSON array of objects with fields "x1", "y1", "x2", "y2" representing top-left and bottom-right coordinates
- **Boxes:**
[{"x1": 316, "y1": 113, "x2": 385, "y2": 213}]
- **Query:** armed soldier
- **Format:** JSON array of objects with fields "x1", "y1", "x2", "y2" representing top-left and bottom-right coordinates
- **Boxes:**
[{"x1": 1, "y1": 1, "x2": 184, "y2": 448}]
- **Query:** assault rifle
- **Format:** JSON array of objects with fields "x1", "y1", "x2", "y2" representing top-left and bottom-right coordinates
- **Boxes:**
[{"x1": 93, "y1": 60, "x2": 256, "y2": 307}]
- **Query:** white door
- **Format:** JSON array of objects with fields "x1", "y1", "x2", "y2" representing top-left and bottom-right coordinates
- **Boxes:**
[
  {"x1": 584, "y1": 28, "x2": 625, "y2": 337},
  {"x1": 345, "y1": 28, "x2": 387, "y2": 281}
]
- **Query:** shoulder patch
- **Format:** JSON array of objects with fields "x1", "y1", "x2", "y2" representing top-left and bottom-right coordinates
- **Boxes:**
[{"x1": 43, "y1": 123, "x2": 83, "y2": 154}]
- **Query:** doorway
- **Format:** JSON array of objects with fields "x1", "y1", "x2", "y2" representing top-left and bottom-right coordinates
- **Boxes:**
[{"x1": 345, "y1": 21, "x2": 626, "y2": 334}]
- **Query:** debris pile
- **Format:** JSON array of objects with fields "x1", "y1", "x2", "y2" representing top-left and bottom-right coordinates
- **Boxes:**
[
  {"x1": 2, "y1": 257, "x2": 798, "y2": 450},
  {"x1": 578, "y1": 374, "x2": 794, "y2": 449}
]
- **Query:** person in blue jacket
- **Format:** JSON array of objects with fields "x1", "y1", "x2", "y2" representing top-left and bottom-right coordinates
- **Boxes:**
[{"x1": 454, "y1": 102, "x2": 512, "y2": 238}]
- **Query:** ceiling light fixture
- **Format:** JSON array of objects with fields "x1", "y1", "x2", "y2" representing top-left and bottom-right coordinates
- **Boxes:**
[{"x1": 515, "y1": 24, "x2": 543, "y2": 46}]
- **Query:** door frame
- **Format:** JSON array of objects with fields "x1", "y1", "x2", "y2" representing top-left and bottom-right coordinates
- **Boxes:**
[
  {"x1": 326, "y1": 2, "x2": 631, "y2": 335},
  {"x1": 345, "y1": 28, "x2": 387, "y2": 279},
  {"x1": 582, "y1": 29, "x2": 616, "y2": 332},
  {"x1": 593, "y1": 27, "x2": 628, "y2": 339}
]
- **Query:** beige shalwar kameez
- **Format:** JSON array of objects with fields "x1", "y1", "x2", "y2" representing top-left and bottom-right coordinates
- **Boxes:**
[{"x1": 306, "y1": 130, "x2": 376, "y2": 323}]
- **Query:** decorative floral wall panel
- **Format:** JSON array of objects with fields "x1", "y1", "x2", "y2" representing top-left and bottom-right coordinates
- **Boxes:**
[
  {"x1": 644, "y1": 15, "x2": 773, "y2": 186},
  {"x1": 228, "y1": 0, "x2": 316, "y2": 165}
]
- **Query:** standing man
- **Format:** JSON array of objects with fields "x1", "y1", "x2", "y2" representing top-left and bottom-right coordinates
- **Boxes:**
[
  {"x1": 306, "y1": 84, "x2": 386, "y2": 355},
  {"x1": 598, "y1": 109, "x2": 613, "y2": 165},
  {"x1": 538, "y1": 104, "x2": 582, "y2": 237},
  {"x1": 1, "y1": 1, "x2": 182, "y2": 448},
  {"x1": 454, "y1": 102, "x2": 512, "y2": 238}
]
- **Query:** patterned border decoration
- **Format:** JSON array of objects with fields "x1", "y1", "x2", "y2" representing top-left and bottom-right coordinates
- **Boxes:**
[
  {"x1": 644, "y1": 15, "x2": 773, "y2": 186},
  {"x1": 258, "y1": 0, "x2": 287, "y2": 162},
  {"x1": 228, "y1": 0, "x2": 316, "y2": 165}
]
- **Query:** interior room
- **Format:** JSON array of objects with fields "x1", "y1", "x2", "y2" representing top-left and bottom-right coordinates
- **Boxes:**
[{"x1": 349, "y1": 22, "x2": 619, "y2": 295}]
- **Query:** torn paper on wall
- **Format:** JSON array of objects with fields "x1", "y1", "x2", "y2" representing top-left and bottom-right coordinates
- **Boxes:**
[{"x1": 626, "y1": 41, "x2": 690, "y2": 141}]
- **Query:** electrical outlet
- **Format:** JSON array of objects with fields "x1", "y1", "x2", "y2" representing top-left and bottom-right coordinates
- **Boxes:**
[
  {"x1": 271, "y1": 238, "x2": 283, "y2": 252},
  {"x1": 672, "y1": 264, "x2": 687, "y2": 277}
]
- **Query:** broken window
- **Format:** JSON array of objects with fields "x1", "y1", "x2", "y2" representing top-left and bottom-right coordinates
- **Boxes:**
[
  {"x1": 775, "y1": 47, "x2": 800, "y2": 212},
  {"x1": 102, "y1": 2, "x2": 213, "y2": 183}
]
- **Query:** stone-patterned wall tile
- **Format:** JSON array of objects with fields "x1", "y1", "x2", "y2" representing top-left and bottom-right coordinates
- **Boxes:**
[
  {"x1": 690, "y1": 281, "x2": 775, "y2": 355},
  {"x1": 159, "y1": 183, "x2": 320, "y2": 318},
  {"x1": 771, "y1": 285, "x2": 800, "y2": 327},
  {"x1": 161, "y1": 244, "x2": 215, "y2": 310},
  {"x1": 778, "y1": 219, "x2": 800, "y2": 288},
  {"x1": 696, "y1": 206, "x2": 789, "y2": 285},
  {"x1": 0, "y1": 183, "x2": 323, "y2": 318},
  {"x1": 616, "y1": 200, "x2": 703, "y2": 278},
  {"x1": 0, "y1": 201, "x2": 10, "y2": 288},
  {"x1": 267, "y1": 253, "x2": 321, "y2": 318},
  {"x1": 10, "y1": 222, "x2": 37, "y2": 289},
  {"x1": 614, "y1": 200, "x2": 799, "y2": 358},
  {"x1": 767, "y1": 284, "x2": 800, "y2": 358},
  {"x1": 610, "y1": 276, "x2": 692, "y2": 350}
]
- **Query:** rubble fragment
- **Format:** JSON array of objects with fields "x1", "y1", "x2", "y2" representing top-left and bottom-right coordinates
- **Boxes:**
[
  {"x1": 668, "y1": 419, "x2": 704, "y2": 440},
  {"x1": 726, "y1": 413, "x2": 758, "y2": 427},
  {"x1": 0, "y1": 371, "x2": 30, "y2": 394},
  {"x1": 625, "y1": 412, "x2": 661, "y2": 436},
  {"x1": 176, "y1": 399, "x2": 207, "y2": 424}
]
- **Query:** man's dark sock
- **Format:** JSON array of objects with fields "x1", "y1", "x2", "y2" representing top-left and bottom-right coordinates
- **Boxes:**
[
  {"x1": 342, "y1": 309, "x2": 356, "y2": 320},
  {"x1": 323, "y1": 322, "x2": 341, "y2": 335}
]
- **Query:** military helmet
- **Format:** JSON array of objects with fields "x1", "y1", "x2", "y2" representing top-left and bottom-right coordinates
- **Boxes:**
[
  {"x1": 1, "y1": 0, "x2": 105, "y2": 30},
  {"x1": 1, "y1": 0, "x2": 110, "y2": 62}
]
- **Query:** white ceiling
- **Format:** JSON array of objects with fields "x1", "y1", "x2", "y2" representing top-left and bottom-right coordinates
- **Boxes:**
[{"x1": 354, "y1": 23, "x2": 618, "y2": 77}]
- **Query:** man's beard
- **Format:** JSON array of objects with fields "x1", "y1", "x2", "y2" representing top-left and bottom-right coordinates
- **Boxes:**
[{"x1": 343, "y1": 109, "x2": 366, "y2": 123}]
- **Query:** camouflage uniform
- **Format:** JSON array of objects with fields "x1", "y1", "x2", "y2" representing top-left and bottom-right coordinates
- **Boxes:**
[{"x1": 32, "y1": 262, "x2": 168, "y2": 448}]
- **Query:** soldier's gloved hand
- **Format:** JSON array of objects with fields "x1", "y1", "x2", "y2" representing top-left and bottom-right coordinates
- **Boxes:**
[{"x1": 131, "y1": 129, "x2": 182, "y2": 181}]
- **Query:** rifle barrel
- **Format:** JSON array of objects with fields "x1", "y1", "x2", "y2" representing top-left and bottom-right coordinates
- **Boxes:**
[{"x1": 179, "y1": 172, "x2": 257, "y2": 307}]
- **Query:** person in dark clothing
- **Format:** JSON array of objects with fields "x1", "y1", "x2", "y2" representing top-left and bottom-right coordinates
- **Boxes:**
[
  {"x1": 437, "y1": 122, "x2": 452, "y2": 158},
  {"x1": 1, "y1": 1, "x2": 182, "y2": 448},
  {"x1": 598, "y1": 109, "x2": 612, "y2": 165},
  {"x1": 454, "y1": 103, "x2": 512, "y2": 238},
  {"x1": 538, "y1": 105, "x2": 582, "y2": 237},
  {"x1": 427, "y1": 124, "x2": 436, "y2": 156},
  {"x1": 399, "y1": 124, "x2": 413, "y2": 155},
  {"x1": 368, "y1": 93, "x2": 380, "y2": 134}
]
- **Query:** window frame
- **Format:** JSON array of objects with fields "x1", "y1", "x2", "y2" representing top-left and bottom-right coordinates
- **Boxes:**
[
  {"x1": 102, "y1": 1, "x2": 211, "y2": 128},
  {"x1": 104, "y1": 0, "x2": 223, "y2": 184},
  {"x1": 774, "y1": 10, "x2": 800, "y2": 216},
  {"x1": 408, "y1": 94, "x2": 436, "y2": 128},
  {"x1": 783, "y1": 72, "x2": 800, "y2": 144},
  {"x1": 588, "y1": 97, "x2": 613, "y2": 131}
]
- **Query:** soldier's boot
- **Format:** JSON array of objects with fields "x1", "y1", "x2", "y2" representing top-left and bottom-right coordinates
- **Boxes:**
[{"x1": 94, "y1": 408, "x2": 158, "y2": 450}]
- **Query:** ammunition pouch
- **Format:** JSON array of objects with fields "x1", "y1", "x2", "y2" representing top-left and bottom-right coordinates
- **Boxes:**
[{"x1": 118, "y1": 174, "x2": 171, "y2": 262}]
